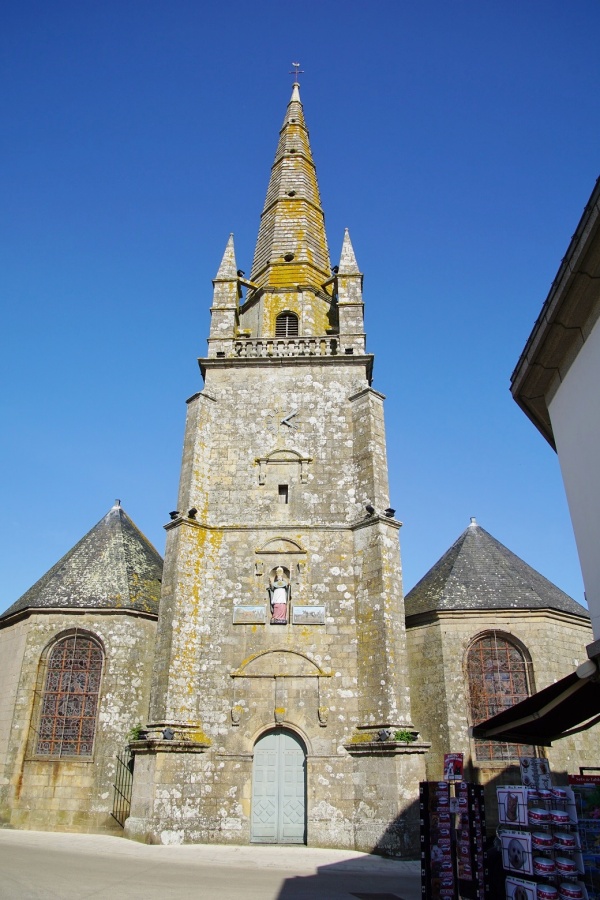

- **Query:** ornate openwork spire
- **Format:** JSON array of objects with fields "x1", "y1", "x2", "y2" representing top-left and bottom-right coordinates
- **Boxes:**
[{"x1": 249, "y1": 84, "x2": 330, "y2": 290}]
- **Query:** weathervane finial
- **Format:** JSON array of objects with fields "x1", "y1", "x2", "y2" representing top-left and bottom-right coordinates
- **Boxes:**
[{"x1": 289, "y1": 62, "x2": 304, "y2": 85}]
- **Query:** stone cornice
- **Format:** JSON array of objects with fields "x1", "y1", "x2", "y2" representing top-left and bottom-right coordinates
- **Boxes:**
[
  {"x1": 405, "y1": 606, "x2": 592, "y2": 629},
  {"x1": 129, "y1": 739, "x2": 210, "y2": 756},
  {"x1": 351, "y1": 514, "x2": 402, "y2": 532},
  {"x1": 344, "y1": 740, "x2": 431, "y2": 757},
  {"x1": 199, "y1": 354, "x2": 373, "y2": 374},
  {"x1": 0, "y1": 604, "x2": 158, "y2": 631},
  {"x1": 164, "y1": 517, "x2": 399, "y2": 534}
]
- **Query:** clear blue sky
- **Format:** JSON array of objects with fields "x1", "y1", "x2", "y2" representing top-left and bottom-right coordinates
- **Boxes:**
[{"x1": 2, "y1": 1, "x2": 599, "y2": 612}]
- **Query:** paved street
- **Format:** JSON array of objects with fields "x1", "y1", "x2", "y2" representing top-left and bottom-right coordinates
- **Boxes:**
[{"x1": 0, "y1": 830, "x2": 421, "y2": 900}]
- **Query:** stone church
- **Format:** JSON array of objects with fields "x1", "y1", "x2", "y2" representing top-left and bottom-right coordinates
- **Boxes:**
[{"x1": 0, "y1": 84, "x2": 596, "y2": 854}]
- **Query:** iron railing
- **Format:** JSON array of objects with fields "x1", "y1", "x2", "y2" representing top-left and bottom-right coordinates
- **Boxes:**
[{"x1": 111, "y1": 749, "x2": 134, "y2": 827}]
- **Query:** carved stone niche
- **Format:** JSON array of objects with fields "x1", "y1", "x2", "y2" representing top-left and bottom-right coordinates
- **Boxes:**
[
  {"x1": 255, "y1": 449, "x2": 312, "y2": 485},
  {"x1": 268, "y1": 565, "x2": 291, "y2": 625},
  {"x1": 256, "y1": 538, "x2": 307, "y2": 587}
]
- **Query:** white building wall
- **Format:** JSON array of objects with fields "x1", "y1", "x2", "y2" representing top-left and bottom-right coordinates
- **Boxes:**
[{"x1": 549, "y1": 315, "x2": 600, "y2": 638}]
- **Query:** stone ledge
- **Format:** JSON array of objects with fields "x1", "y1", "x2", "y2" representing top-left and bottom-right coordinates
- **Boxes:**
[
  {"x1": 129, "y1": 739, "x2": 210, "y2": 756},
  {"x1": 343, "y1": 740, "x2": 431, "y2": 757}
]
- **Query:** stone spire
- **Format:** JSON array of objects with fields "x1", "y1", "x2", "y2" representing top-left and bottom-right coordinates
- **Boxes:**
[
  {"x1": 336, "y1": 228, "x2": 365, "y2": 353},
  {"x1": 208, "y1": 234, "x2": 241, "y2": 350},
  {"x1": 214, "y1": 233, "x2": 237, "y2": 280},
  {"x1": 338, "y1": 228, "x2": 360, "y2": 274},
  {"x1": 249, "y1": 84, "x2": 331, "y2": 290}
]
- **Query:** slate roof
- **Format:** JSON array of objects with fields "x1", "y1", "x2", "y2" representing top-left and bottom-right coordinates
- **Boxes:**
[
  {"x1": 249, "y1": 82, "x2": 331, "y2": 290},
  {"x1": 404, "y1": 520, "x2": 588, "y2": 619},
  {"x1": 1, "y1": 503, "x2": 163, "y2": 621}
]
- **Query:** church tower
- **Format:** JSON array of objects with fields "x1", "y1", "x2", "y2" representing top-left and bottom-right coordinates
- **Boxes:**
[{"x1": 126, "y1": 82, "x2": 428, "y2": 854}]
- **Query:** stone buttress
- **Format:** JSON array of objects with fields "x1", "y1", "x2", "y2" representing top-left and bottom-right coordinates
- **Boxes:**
[{"x1": 126, "y1": 83, "x2": 428, "y2": 853}]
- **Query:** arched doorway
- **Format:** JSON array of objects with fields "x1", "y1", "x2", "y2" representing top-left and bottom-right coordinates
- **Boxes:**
[{"x1": 251, "y1": 728, "x2": 306, "y2": 844}]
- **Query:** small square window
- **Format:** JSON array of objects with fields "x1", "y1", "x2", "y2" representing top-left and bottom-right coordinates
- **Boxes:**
[{"x1": 278, "y1": 485, "x2": 289, "y2": 504}]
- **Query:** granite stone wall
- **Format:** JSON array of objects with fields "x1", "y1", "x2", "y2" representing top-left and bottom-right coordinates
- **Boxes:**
[
  {"x1": 406, "y1": 608, "x2": 598, "y2": 826},
  {"x1": 130, "y1": 351, "x2": 428, "y2": 853},
  {"x1": 0, "y1": 610, "x2": 156, "y2": 832}
]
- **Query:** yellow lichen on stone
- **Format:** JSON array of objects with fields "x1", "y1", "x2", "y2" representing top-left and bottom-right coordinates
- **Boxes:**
[
  {"x1": 189, "y1": 729, "x2": 211, "y2": 745},
  {"x1": 348, "y1": 732, "x2": 376, "y2": 744}
]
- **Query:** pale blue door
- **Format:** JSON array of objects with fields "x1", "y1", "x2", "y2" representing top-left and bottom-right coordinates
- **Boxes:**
[{"x1": 251, "y1": 729, "x2": 306, "y2": 843}]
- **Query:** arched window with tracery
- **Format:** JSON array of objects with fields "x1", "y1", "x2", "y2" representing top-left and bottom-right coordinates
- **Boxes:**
[
  {"x1": 36, "y1": 632, "x2": 103, "y2": 757},
  {"x1": 467, "y1": 631, "x2": 535, "y2": 762},
  {"x1": 275, "y1": 311, "x2": 299, "y2": 337}
]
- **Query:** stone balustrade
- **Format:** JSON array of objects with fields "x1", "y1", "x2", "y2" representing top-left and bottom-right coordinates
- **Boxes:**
[{"x1": 232, "y1": 336, "x2": 339, "y2": 358}]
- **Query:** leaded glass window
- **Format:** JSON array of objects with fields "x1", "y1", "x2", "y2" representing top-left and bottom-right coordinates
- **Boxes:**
[
  {"x1": 467, "y1": 632, "x2": 534, "y2": 762},
  {"x1": 37, "y1": 634, "x2": 103, "y2": 757}
]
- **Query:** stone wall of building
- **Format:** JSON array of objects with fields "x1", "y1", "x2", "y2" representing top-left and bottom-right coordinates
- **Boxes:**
[
  {"x1": 129, "y1": 353, "x2": 428, "y2": 853},
  {"x1": 0, "y1": 610, "x2": 156, "y2": 832},
  {"x1": 0, "y1": 619, "x2": 28, "y2": 787},
  {"x1": 406, "y1": 608, "x2": 597, "y2": 824}
]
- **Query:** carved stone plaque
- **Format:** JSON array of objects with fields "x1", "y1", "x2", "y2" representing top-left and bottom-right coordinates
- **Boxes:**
[
  {"x1": 292, "y1": 605, "x2": 325, "y2": 625},
  {"x1": 233, "y1": 605, "x2": 267, "y2": 624}
]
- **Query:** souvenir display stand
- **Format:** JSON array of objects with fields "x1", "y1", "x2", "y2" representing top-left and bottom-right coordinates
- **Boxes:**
[
  {"x1": 420, "y1": 781, "x2": 489, "y2": 899},
  {"x1": 568, "y1": 774, "x2": 600, "y2": 900},
  {"x1": 497, "y1": 783, "x2": 587, "y2": 900}
]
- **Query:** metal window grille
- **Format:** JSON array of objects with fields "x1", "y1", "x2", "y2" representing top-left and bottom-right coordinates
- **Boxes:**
[
  {"x1": 275, "y1": 313, "x2": 299, "y2": 337},
  {"x1": 467, "y1": 632, "x2": 534, "y2": 761},
  {"x1": 36, "y1": 634, "x2": 103, "y2": 757}
]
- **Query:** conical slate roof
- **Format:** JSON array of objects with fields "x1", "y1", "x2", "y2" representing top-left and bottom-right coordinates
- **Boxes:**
[
  {"x1": 1, "y1": 502, "x2": 163, "y2": 621},
  {"x1": 404, "y1": 520, "x2": 588, "y2": 619}
]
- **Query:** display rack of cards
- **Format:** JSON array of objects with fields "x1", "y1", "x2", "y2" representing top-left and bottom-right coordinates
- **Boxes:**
[
  {"x1": 568, "y1": 774, "x2": 600, "y2": 900},
  {"x1": 421, "y1": 781, "x2": 456, "y2": 900},
  {"x1": 497, "y1": 780, "x2": 587, "y2": 900},
  {"x1": 456, "y1": 782, "x2": 488, "y2": 899},
  {"x1": 420, "y1": 781, "x2": 489, "y2": 900}
]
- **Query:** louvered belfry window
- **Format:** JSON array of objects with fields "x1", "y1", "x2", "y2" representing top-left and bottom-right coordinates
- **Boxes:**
[
  {"x1": 275, "y1": 312, "x2": 299, "y2": 337},
  {"x1": 37, "y1": 634, "x2": 103, "y2": 757},
  {"x1": 467, "y1": 632, "x2": 534, "y2": 761}
]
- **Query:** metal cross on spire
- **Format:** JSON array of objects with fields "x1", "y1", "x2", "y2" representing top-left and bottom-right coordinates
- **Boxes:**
[{"x1": 289, "y1": 62, "x2": 304, "y2": 84}]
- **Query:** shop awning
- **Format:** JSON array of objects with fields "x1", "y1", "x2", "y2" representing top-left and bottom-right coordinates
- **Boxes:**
[{"x1": 471, "y1": 658, "x2": 600, "y2": 746}]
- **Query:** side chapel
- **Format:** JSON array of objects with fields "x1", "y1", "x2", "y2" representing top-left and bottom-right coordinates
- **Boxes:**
[{"x1": 0, "y1": 83, "x2": 596, "y2": 853}]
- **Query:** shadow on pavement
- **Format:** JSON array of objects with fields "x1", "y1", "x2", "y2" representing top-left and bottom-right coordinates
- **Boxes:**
[{"x1": 274, "y1": 857, "x2": 421, "y2": 900}]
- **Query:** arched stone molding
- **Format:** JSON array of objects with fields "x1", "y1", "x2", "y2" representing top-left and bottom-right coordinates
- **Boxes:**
[
  {"x1": 230, "y1": 650, "x2": 331, "y2": 743},
  {"x1": 31, "y1": 628, "x2": 105, "y2": 759},
  {"x1": 255, "y1": 449, "x2": 312, "y2": 485},
  {"x1": 257, "y1": 536, "x2": 306, "y2": 554},
  {"x1": 254, "y1": 537, "x2": 307, "y2": 583},
  {"x1": 38, "y1": 626, "x2": 106, "y2": 662},
  {"x1": 463, "y1": 629, "x2": 537, "y2": 764},
  {"x1": 463, "y1": 629, "x2": 536, "y2": 692},
  {"x1": 250, "y1": 721, "x2": 313, "y2": 756},
  {"x1": 231, "y1": 648, "x2": 329, "y2": 678}
]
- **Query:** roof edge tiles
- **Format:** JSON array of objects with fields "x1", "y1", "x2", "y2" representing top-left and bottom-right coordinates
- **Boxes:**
[
  {"x1": 1, "y1": 502, "x2": 163, "y2": 621},
  {"x1": 404, "y1": 519, "x2": 588, "y2": 620}
]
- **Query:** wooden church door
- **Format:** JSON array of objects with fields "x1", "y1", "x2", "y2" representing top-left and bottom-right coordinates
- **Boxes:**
[{"x1": 251, "y1": 729, "x2": 306, "y2": 843}]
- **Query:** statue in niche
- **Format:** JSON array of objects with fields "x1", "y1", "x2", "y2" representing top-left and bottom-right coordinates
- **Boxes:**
[{"x1": 268, "y1": 566, "x2": 290, "y2": 625}]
